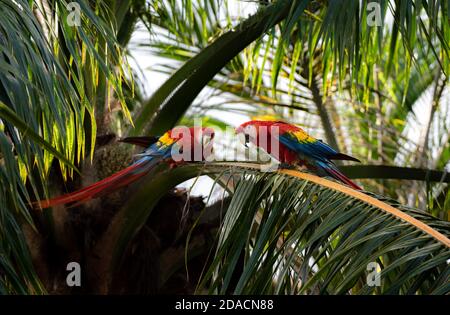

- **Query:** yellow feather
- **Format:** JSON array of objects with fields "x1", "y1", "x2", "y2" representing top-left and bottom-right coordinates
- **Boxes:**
[
  {"x1": 290, "y1": 130, "x2": 315, "y2": 143},
  {"x1": 158, "y1": 132, "x2": 175, "y2": 146},
  {"x1": 250, "y1": 114, "x2": 278, "y2": 121}
]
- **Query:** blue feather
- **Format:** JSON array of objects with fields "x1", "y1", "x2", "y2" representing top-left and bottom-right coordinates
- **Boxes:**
[{"x1": 278, "y1": 132, "x2": 337, "y2": 161}]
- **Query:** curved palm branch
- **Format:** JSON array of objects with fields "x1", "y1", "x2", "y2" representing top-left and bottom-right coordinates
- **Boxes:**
[
  {"x1": 199, "y1": 164, "x2": 450, "y2": 294},
  {"x1": 101, "y1": 163, "x2": 449, "y2": 295}
]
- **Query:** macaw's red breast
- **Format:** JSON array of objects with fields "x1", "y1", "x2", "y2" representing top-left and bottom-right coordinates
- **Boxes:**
[
  {"x1": 243, "y1": 124, "x2": 296, "y2": 164},
  {"x1": 238, "y1": 120, "x2": 315, "y2": 165}
]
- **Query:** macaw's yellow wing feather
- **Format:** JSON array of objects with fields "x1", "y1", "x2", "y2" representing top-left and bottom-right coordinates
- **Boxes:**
[{"x1": 288, "y1": 130, "x2": 316, "y2": 143}]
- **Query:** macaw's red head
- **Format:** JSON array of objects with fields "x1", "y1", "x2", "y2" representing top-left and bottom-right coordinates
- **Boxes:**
[
  {"x1": 236, "y1": 120, "x2": 274, "y2": 134},
  {"x1": 235, "y1": 120, "x2": 283, "y2": 147},
  {"x1": 236, "y1": 120, "x2": 301, "y2": 134},
  {"x1": 168, "y1": 126, "x2": 215, "y2": 162},
  {"x1": 235, "y1": 120, "x2": 300, "y2": 163}
]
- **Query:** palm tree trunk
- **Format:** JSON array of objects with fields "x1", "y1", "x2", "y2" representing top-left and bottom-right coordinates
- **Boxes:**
[{"x1": 418, "y1": 73, "x2": 447, "y2": 168}]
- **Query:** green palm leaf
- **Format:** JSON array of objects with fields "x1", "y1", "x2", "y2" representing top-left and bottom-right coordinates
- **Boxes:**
[
  {"x1": 198, "y1": 164, "x2": 450, "y2": 294},
  {"x1": 0, "y1": 0, "x2": 130, "y2": 293},
  {"x1": 103, "y1": 163, "x2": 449, "y2": 295}
]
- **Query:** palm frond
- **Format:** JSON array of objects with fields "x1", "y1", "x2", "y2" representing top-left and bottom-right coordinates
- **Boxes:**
[
  {"x1": 98, "y1": 162, "x2": 450, "y2": 294},
  {"x1": 198, "y1": 164, "x2": 450, "y2": 294},
  {"x1": 0, "y1": 0, "x2": 130, "y2": 293}
]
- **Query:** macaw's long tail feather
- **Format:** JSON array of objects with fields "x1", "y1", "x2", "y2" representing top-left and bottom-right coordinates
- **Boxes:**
[
  {"x1": 119, "y1": 136, "x2": 160, "y2": 148},
  {"x1": 329, "y1": 153, "x2": 361, "y2": 163},
  {"x1": 34, "y1": 157, "x2": 160, "y2": 209},
  {"x1": 318, "y1": 162, "x2": 362, "y2": 190}
]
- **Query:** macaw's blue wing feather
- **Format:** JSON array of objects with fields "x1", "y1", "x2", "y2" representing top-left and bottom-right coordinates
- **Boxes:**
[
  {"x1": 278, "y1": 132, "x2": 337, "y2": 161},
  {"x1": 278, "y1": 132, "x2": 360, "y2": 162},
  {"x1": 277, "y1": 131, "x2": 362, "y2": 190},
  {"x1": 133, "y1": 140, "x2": 173, "y2": 161}
]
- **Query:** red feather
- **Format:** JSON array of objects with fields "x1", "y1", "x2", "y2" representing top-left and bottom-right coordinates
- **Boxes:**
[
  {"x1": 34, "y1": 127, "x2": 216, "y2": 209},
  {"x1": 324, "y1": 167, "x2": 362, "y2": 190},
  {"x1": 33, "y1": 161, "x2": 152, "y2": 209},
  {"x1": 237, "y1": 120, "x2": 362, "y2": 190}
]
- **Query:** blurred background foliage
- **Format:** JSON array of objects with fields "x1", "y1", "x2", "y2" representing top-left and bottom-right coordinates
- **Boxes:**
[
  {"x1": 0, "y1": 0, "x2": 449, "y2": 294},
  {"x1": 140, "y1": 0, "x2": 450, "y2": 216}
]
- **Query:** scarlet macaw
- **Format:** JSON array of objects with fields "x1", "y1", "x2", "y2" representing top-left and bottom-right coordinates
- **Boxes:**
[
  {"x1": 35, "y1": 127, "x2": 214, "y2": 209},
  {"x1": 236, "y1": 120, "x2": 361, "y2": 190}
]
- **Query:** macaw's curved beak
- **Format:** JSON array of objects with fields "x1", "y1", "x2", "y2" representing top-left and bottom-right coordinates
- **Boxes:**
[
  {"x1": 200, "y1": 128, "x2": 215, "y2": 147},
  {"x1": 235, "y1": 126, "x2": 250, "y2": 148},
  {"x1": 244, "y1": 134, "x2": 250, "y2": 148},
  {"x1": 201, "y1": 131, "x2": 214, "y2": 146},
  {"x1": 202, "y1": 127, "x2": 215, "y2": 139}
]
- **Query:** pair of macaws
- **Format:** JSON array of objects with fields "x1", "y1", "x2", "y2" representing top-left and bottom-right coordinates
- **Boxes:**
[{"x1": 35, "y1": 121, "x2": 361, "y2": 209}]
